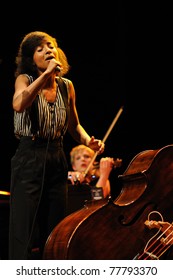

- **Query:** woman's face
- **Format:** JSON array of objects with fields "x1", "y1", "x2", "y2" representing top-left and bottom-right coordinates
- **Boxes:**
[
  {"x1": 33, "y1": 37, "x2": 59, "y2": 72},
  {"x1": 72, "y1": 149, "x2": 93, "y2": 173}
]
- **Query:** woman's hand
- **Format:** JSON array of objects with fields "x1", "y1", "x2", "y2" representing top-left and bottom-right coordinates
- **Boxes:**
[
  {"x1": 88, "y1": 136, "x2": 105, "y2": 154},
  {"x1": 68, "y1": 171, "x2": 86, "y2": 185}
]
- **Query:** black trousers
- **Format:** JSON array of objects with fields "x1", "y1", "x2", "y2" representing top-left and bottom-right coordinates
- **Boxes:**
[{"x1": 9, "y1": 136, "x2": 68, "y2": 259}]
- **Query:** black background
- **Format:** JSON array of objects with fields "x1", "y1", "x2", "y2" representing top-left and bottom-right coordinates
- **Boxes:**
[{"x1": 0, "y1": 2, "x2": 172, "y2": 198}]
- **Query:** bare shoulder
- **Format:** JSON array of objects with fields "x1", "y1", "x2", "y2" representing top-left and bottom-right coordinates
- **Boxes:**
[
  {"x1": 62, "y1": 77, "x2": 75, "y2": 98},
  {"x1": 62, "y1": 77, "x2": 73, "y2": 88},
  {"x1": 15, "y1": 74, "x2": 31, "y2": 86}
]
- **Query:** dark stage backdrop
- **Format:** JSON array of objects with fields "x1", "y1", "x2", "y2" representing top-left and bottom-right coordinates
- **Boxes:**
[{"x1": 0, "y1": 2, "x2": 172, "y2": 199}]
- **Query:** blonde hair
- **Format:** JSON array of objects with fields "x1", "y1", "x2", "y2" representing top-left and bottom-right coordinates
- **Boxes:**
[{"x1": 70, "y1": 145, "x2": 95, "y2": 165}]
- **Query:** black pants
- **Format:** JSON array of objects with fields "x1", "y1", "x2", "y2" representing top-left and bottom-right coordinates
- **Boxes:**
[{"x1": 9, "y1": 136, "x2": 68, "y2": 259}]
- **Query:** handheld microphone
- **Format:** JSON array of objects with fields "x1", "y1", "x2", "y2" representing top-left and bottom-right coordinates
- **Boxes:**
[{"x1": 56, "y1": 66, "x2": 61, "y2": 72}]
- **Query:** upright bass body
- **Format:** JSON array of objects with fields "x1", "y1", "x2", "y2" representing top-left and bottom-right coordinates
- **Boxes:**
[{"x1": 43, "y1": 144, "x2": 173, "y2": 260}]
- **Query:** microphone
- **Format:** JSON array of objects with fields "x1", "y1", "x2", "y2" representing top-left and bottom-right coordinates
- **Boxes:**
[{"x1": 56, "y1": 66, "x2": 61, "y2": 72}]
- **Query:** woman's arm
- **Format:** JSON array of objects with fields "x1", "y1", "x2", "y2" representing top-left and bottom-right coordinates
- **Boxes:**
[
  {"x1": 96, "y1": 157, "x2": 114, "y2": 197},
  {"x1": 67, "y1": 80, "x2": 104, "y2": 153},
  {"x1": 13, "y1": 59, "x2": 60, "y2": 112}
]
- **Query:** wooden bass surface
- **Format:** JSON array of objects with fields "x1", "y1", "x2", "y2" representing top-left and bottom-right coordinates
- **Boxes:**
[{"x1": 43, "y1": 144, "x2": 173, "y2": 260}]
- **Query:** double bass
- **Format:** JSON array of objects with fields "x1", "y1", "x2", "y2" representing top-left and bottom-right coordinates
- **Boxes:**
[{"x1": 43, "y1": 144, "x2": 173, "y2": 260}]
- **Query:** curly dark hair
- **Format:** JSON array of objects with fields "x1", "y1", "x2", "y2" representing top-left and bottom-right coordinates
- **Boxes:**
[{"x1": 15, "y1": 31, "x2": 70, "y2": 79}]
